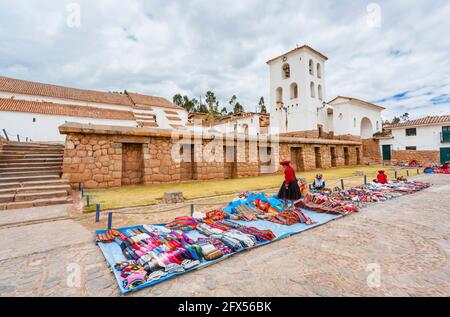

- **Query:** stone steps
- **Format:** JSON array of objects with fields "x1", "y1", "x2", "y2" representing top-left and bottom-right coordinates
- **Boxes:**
[
  {"x1": 0, "y1": 153, "x2": 63, "y2": 159},
  {"x1": 0, "y1": 196, "x2": 73, "y2": 210},
  {"x1": 0, "y1": 184, "x2": 72, "y2": 195},
  {"x1": 0, "y1": 166, "x2": 62, "y2": 172},
  {"x1": 0, "y1": 158, "x2": 63, "y2": 164},
  {"x1": 0, "y1": 141, "x2": 71, "y2": 210},
  {"x1": 0, "y1": 179, "x2": 70, "y2": 190},
  {"x1": 0, "y1": 170, "x2": 62, "y2": 178}
]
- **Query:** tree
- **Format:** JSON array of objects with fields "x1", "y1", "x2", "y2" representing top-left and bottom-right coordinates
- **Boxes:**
[
  {"x1": 400, "y1": 112, "x2": 410, "y2": 121},
  {"x1": 221, "y1": 106, "x2": 228, "y2": 116},
  {"x1": 392, "y1": 116, "x2": 401, "y2": 124},
  {"x1": 229, "y1": 95, "x2": 245, "y2": 114},
  {"x1": 173, "y1": 94, "x2": 184, "y2": 107},
  {"x1": 258, "y1": 96, "x2": 266, "y2": 113}
]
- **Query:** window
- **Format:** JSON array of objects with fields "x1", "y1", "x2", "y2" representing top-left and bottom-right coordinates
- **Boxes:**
[
  {"x1": 405, "y1": 128, "x2": 417, "y2": 136},
  {"x1": 442, "y1": 126, "x2": 450, "y2": 142},
  {"x1": 282, "y1": 63, "x2": 290, "y2": 79},
  {"x1": 406, "y1": 146, "x2": 417, "y2": 150},
  {"x1": 32, "y1": 118, "x2": 36, "y2": 122},
  {"x1": 353, "y1": 118, "x2": 357, "y2": 127},
  {"x1": 309, "y1": 59, "x2": 314, "y2": 75},
  {"x1": 317, "y1": 63, "x2": 322, "y2": 78},
  {"x1": 275, "y1": 87, "x2": 283, "y2": 109},
  {"x1": 318, "y1": 84, "x2": 323, "y2": 100},
  {"x1": 290, "y1": 82, "x2": 298, "y2": 99},
  {"x1": 310, "y1": 82, "x2": 315, "y2": 98}
]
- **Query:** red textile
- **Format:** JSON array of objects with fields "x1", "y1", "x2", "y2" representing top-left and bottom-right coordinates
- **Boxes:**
[
  {"x1": 377, "y1": 173, "x2": 388, "y2": 184},
  {"x1": 442, "y1": 163, "x2": 449, "y2": 169},
  {"x1": 284, "y1": 166, "x2": 297, "y2": 186}
]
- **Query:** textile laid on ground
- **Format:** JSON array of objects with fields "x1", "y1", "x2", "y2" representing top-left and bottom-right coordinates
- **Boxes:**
[{"x1": 96, "y1": 180, "x2": 432, "y2": 294}]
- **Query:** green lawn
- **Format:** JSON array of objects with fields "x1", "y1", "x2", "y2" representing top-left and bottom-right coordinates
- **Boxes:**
[{"x1": 83, "y1": 165, "x2": 420, "y2": 212}]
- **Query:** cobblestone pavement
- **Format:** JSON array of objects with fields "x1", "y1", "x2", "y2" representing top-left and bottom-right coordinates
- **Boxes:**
[{"x1": 0, "y1": 174, "x2": 449, "y2": 297}]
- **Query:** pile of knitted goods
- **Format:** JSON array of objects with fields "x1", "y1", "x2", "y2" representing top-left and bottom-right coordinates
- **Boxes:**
[
  {"x1": 111, "y1": 225, "x2": 206, "y2": 290},
  {"x1": 166, "y1": 216, "x2": 198, "y2": 232},
  {"x1": 385, "y1": 180, "x2": 431, "y2": 193},
  {"x1": 267, "y1": 206, "x2": 315, "y2": 225},
  {"x1": 299, "y1": 193, "x2": 358, "y2": 215},
  {"x1": 196, "y1": 219, "x2": 276, "y2": 251}
]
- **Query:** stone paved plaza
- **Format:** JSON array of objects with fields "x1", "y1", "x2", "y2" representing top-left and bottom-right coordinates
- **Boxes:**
[{"x1": 0, "y1": 174, "x2": 449, "y2": 297}]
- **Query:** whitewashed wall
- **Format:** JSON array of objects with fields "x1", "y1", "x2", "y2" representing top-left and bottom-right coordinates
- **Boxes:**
[
  {"x1": 331, "y1": 101, "x2": 383, "y2": 138},
  {"x1": 0, "y1": 111, "x2": 137, "y2": 141},
  {"x1": 379, "y1": 124, "x2": 450, "y2": 151},
  {"x1": 211, "y1": 115, "x2": 261, "y2": 135},
  {"x1": 269, "y1": 49, "x2": 327, "y2": 133}
]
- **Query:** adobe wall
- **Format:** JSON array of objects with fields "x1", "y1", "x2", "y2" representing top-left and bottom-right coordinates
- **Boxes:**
[
  {"x1": 0, "y1": 136, "x2": 4, "y2": 151},
  {"x1": 362, "y1": 138, "x2": 382, "y2": 164},
  {"x1": 391, "y1": 150, "x2": 440, "y2": 165}
]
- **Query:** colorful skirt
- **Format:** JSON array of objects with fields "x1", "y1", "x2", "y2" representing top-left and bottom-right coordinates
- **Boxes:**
[{"x1": 278, "y1": 180, "x2": 301, "y2": 201}]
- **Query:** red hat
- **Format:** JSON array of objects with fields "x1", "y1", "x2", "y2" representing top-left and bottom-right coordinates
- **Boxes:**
[
  {"x1": 279, "y1": 160, "x2": 291, "y2": 166},
  {"x1": 378, "y1": 170, "x2": 385, "y2": 173}
]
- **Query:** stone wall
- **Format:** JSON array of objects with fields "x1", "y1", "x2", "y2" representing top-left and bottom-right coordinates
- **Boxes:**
[
  {"x1": 278, "y1": 143, "x2": 362, "y2": 173},
  {"x1": 59, "y1": 123, "x2": 364, "y2": 189},
  {"x1": 0, "y1": 136, "x2": 4, "y2": 151},
  {"x1": 362, "y1": 138, "x2": 381, "y2": 164},
  {"x1": 391, "y1": 150, "x2": 440, "y2": 165}
]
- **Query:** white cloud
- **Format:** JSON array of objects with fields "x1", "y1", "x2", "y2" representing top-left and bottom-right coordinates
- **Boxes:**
[{"x1": 0, "y1": 0, "x2": 449, "y2": 118}]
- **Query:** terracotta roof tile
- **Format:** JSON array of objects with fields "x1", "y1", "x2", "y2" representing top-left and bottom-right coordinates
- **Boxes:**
[
  {"x1": 384, "y1": 115, "x2": 450, "y2": 129},
  {"x1": 127, "y1": 92, "x2": 183, "y2": 110},
  {"x1": 166, "y1": 115, "x2": 182, "y2": 121},
  {"x1": 0, "y1": 98, "x2": 134, "y2": 121},
  {"x1": 0, "y1": 76, "x2": 132, "y2": 107}
]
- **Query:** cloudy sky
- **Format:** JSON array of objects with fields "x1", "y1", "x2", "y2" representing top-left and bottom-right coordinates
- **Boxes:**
[{"x1": 0, "y1": 0, "x2": 449, "y2": 120}]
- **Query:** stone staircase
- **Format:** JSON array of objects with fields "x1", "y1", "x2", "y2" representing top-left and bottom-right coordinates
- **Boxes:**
[{"x1": 0, "y1": 141, "x2": 72, "y2": 210}]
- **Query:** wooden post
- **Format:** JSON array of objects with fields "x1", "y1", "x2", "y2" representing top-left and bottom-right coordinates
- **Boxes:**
[
  {"x1": 407, "y1": 170, "x2": 410, "y2": 177},
  {"x1": 190, "y1": 204, "x2": 194, "y2": 216},
  {"x1": 364, "y1": 175, "x2": 367, "y2": 184},
  {"x1": 17, "y1": 134, "x2": 20, "y2": 142},
  {"x1": 341, "y1": 179, "x2": 345, "y2": 190},
  {"x1": 107, "y1": 212, "x2": 113, "y2": 230},
  {"x1": 395, "y1": 171, "x2": 398, "y2": 179},
  {"x1": 86, "y1": 195, "x2": 90, "y2": 207},
  {"x1": 95, "y1": 204, "x2": 101, "y2": 223}
]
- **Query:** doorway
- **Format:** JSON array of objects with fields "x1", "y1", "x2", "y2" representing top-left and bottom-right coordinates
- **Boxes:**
[
  {"x1": 223, "y1": 146, "x2": 237, "y2": 179},
  {"x1": 356, "y1": 147, "x2": 361, "y2": 165},
  {"x1": 330, "y1": 147, "x2": 337, "y2": 167},
  {"x1": 121, "y1": 143, "x2": 144, "y2": 186},
  {"x1": 440, "y1": 147, "x2": 450, "y2": 164},
  {"x1": 344, "y1": 147, "x2": 350, "y2": 166},
  {"x1": 382, "y1": 145, "x2": 392, "y2": 161},
  {"x1": 314, "y1": 147, "x2": 322, "y2": 168},
  {"x1": 290, "y1": 147, "x2": 305, "y2": 172}
]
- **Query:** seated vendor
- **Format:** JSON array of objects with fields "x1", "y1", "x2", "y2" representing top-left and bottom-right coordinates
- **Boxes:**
[
  {"x1": 376, "y1": 170, "x2": 388, "y2": 184},
  {"x1": 311, "y1": 174, "x2": 326, "y2": 190}
]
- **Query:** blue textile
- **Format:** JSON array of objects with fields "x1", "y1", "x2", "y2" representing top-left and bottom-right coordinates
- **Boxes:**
[{"x1": 96, "y1": 207, "x2": 341, "y2": 295}]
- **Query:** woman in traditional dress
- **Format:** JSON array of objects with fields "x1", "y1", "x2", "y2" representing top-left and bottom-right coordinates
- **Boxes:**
[{"x1": 278, "y1": 160, "x2": 301, "y2": 201}]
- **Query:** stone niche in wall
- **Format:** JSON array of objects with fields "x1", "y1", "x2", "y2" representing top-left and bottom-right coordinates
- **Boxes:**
[{"x1": 121, "y1": 143, "x2": 144, "y2": 186}]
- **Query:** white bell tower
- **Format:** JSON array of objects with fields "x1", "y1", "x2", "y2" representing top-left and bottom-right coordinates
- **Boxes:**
[{"x1": 267, "y1": 45, "x2": 328, "y2": 134}]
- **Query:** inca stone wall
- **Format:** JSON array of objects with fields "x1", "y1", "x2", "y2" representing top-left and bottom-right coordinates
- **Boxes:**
[
  {"x1": 362, "y1": 138, "x2": 382, "y2": 164},
  {"x1": 0, "y1": 136, "x2": 4, "y2": 151},
  {"x1": 59, "y1": 123, "x2": 364, "y2": 189}
]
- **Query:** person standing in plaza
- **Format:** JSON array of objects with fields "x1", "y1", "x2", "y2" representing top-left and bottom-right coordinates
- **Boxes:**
[{"x1": 278, "y1": 160, "x2": 301, "y2": 201}]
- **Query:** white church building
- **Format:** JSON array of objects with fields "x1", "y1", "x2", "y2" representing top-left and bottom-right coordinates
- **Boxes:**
[{"x1": 267, "y1": 45, "x2": 384, "y2": 140}]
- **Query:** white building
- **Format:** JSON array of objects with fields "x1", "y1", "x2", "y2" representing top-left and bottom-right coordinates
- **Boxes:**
[
  {"x1": 328, "y1": 96, "x2": 384, "y2": 139},
  {"x1": 0, "y1": 76, "x2": 188, "y2": 141},
  {"x1": 379, "y1": 115, "x2": 450, "y2": 164},
  {"x1": 267, "y1": 45, "x2": 384, "y2": 140},
  {"x1": 208, "y1": 112, "x2": 270, "y2": 135}
]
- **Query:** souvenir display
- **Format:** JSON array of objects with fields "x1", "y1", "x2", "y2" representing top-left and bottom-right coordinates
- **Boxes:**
[{"x1": 96, "y1": 179, "x2": 432, "y2": 294}]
